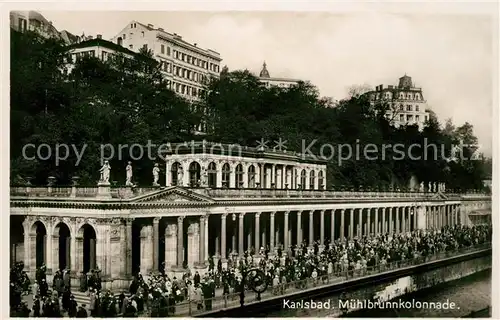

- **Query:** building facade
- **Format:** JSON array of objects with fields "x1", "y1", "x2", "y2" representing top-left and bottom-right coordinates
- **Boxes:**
[
  {"x1": 366, "y1": 75, "x2": 430, "y2": 131},
  {"x1": 64, "y1": 36, "x2": 145, "y2": 74},
  {"x1": 110, "y1": 21, "x2": 222, "y2": 103},
  {"x1": 10, "y1": 10, "x2": 81, "y2": 45},
  {"x1": 10, "y1": 142, "x2": 491, "y2": 292},
  {"x1": 258, "y1": 62, "x2": 301, "y2": 88}
]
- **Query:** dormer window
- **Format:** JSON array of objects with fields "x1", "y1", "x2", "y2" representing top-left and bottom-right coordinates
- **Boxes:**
[
  {"x1": 407, "y1": 93, "x2": 413, "y2": 99},
  {"x1": 399, "y1": 92, "x2": 404, "y2": 99}
]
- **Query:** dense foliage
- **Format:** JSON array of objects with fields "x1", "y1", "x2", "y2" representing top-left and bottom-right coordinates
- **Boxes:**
[{"x1": 10, "y1": 30, "x2": 490, "y2": 191}]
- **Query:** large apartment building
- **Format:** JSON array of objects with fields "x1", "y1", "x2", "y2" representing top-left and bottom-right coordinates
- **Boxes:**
[
  {"x1": 365, "y1": 75, "x2": 430, "y2": 131},
  {"x1": 110, "y1": 21, "x2": 222, "y2": 103}
]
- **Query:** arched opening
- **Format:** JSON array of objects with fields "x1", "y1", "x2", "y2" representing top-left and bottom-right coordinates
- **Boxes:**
[
  {"x1": 189, "y1": 162, "x2": 201, "y2": 187},
  {"x1": 207, "y1": 162, "x2": 217, "y2": 188},
  {"x1": 309, "y1": 170, "x2": 315, "y2": 190},
  {"x1": 54, "y1": 222, "x2": 71, "y2": 271},
  {"x1": 318, "y1": 171, "x2": 324, "y2": 190},
  {"x1": 171, "y1": 162, "x2": 182, "y2": 186},
  {"x1": 31, "y1": 221, "x2": 47, "y2": 268},
  {"x1": 117, "y1": 36, "x2": 123, "y2": 46},
  {"x1": 248, "y1": 165, "x2": 256, "y2": 188},
  {"x1": 131, "y1": 223, "x2": 141, "y2": 275},
  {"x1": 10, "y1": 216, "x2": 24, "y2": 267},
  {"x1": 235, "y1": 164, "x2": 244, "y2": 189},
  {"x1": 300, "y1": 170, "x2": 306, "y2": 189},
  {"x1": 222, "y1": 163, "x2": 230, "y2": 188},
  {"x1": 79, "y1": 224, "x2": 96, "y2": 273}
]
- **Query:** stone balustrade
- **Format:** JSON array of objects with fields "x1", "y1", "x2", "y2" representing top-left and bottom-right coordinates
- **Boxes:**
[{"x1": 10, "y1": 185, "x2": 490, "y2": 200}]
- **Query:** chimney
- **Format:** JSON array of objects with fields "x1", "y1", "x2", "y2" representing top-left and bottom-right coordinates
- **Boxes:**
[
  {"x1": 380, "y1": 84, "x2": 384, "y2": 90},
  {"x1": 147, "y1": 23, "x2": 154, "y2": 28},
  {"x1": 96, "y1": 34, "x2": 102, "y2": 39},
  {"x1": 87, "y1": 35, "x2": 93, "y2": 40}
]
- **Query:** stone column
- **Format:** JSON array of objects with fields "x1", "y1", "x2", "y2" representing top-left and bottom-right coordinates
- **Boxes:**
[
  {"x1": 374, "y1": 208, "x2": 379, "y2": 235},
  {"x1": 367, "y1": 208, "x2": 371, "y2": 236},
  {"x1": 339, "y1": 209, "x2": 345, "y2": 240},
  {"x1": 284, "y1": 211, "x2": 289, "y2": 249},
  {"x1": 187, "y1": 221, "x2": 200, "y2": 266},
  {"x1": 395, "y1": 207, "x2": 400, "y2": 233},
  {"x1": 320, "y1": 210, "x2": 325, "y2": 245},
  {"x1": 177, "y1": 217, "x2": 184, "y2": 268},
  {"x1": 270, "y1": 212, "x2": 275, "y2": 251},
  {"x1": 165, "y1": 161, "x2": 170, "y2": 186},
  {"x1": 309, "y1": 211, "x2": 314, "y2": 246},
  {"x1": 120, "y1": 221, "x2": 126, "y2": 276},
  {"x1": 358, "y1": 209, "x2": 362, "y2": 237},
  {"x1": 388, "y1": 207, "x2": 393, "y2": 233},
  {"x1": 413, "y1": 207, "x2": 417, "y2": 231},
  {"x1": 400, "y1": 207, "x2": 406, "y2": 233},
  {"x1": 349, "y1": 209, "x2": 354, "y2": 239},
  {"x1": 381, "y1": 207, "x2": 386, "y2": 233},
  {"x1": 297, "y1": 211, "x2": 302, "y2": 245},
  {"x1": 255, "y1": 213, "x2": 260, "y2": 252},
  {"x1": 164, "y1": 223, "x2": 177, "y2": 270},
  {"x1": 50, "y1": 234, "x2": 57, "y2": 273},
  {"x1": 140, "y1": 224, "x2": 153, "y2": 275},
  {"x1": 204, "y1": 216, "x2": 209, "y2": 262},
  {"x1": 220, "y1": 214, "x2": 227, "y2": 260},
  {"x1": 153, "y1": 218, "x2": 160, "y2": 272},
  {"x1": 238, "y1": 213, "x2": 244, "y2": 256},
  {"x1": 126, "y1": 219, "x2": 133, "y2": 275},
  {"x1": 199, "y1": 216, "x2": 206, "y2": 265}
]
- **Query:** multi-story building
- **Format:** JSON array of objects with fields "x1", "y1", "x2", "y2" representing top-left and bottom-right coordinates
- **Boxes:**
[
  {"x1": 65, "y1": 36, "x2": 144, "y2": 74},
  {"x1": 365, "y1": 75, "x2": 430, "y2": 131},
  {"x1": 110, "y1": 21, "x2": 222, "y2": 103},
  {"x1": 258, "y1": 62, "x2": 301, "y2": 88},
  {"x1": 10, "y1": 10, "x2": 81, "y2": 45}
]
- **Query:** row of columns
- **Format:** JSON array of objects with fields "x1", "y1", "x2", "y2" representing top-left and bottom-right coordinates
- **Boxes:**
[
  {"x1": 165, "y1": 160, "x2": 325, "y2": 190},
  {"x1": 215, "y1": 204, "x2": 461, "y2": 257}
]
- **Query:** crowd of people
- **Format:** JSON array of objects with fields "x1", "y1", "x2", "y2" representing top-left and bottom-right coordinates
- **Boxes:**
[{"x1": 10, "y1": 224, "x2": 491, "y2": 317}]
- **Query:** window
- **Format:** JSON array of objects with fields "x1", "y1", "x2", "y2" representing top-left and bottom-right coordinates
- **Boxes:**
[
  {"x1": 399, "y1": 92, "x2": 404, "y2": 99},
  {"x1": 142, "y1": 44, "x2": 148, "y2": 51},
  {"x1": 407, "y1": 105, "x2": 412, "y2": 111},
  {"x1": 134, "y1": 23, "x2": 136, "y2": 28},
  {"x1": 399, "y1": 114, "x2": 404, "y2": 122},
  {"x1": 102, "y1": 51, "x2": 108, "y2": 61},
  {"x1": 123, "y1": 34, "x2": 126, "y2": 39},
  {"x1": 222, "y1": 163, "x2": 231, "y2": 188},
  {"x1": 399, "y1": 104, "x2": 404, "y2": 111},
  {"x1": 161, "y1": 44, "x2": 164, "y2": 54},
  {"x1": 167, "y1": 47, "x2": 170, "y2": 56},
  {"x1": 415, "y1": 115, "x2": 420, "y2": 122},
  {"x1": 407, "y1": 115, "x2": 412, "y2": 122},
  {"x1": 425, "y1": 115, "x2": 429, "y2": 121},
  {"x1": 407, "y1": 93, "x2": 413, "y2": 99},
  {"x1": 18, "y1": 18, "x2": 27, "y2": 32},
  {"x1": 167, "y1": 63, "x2": 171, "y2": 73},
  {"x1": 141, "y1": 31, "x2": 145, "y2": 37},
  {"x1": 415, "y1": 105, "x2": 420, "y2": 112},
  {"x1": 131, "y1": 24, "x2": 133, "y2": 28},
  {"x1": 415, "y1": 93, "x2": 420, "y2": 100},
  {"x1": 129, "y1": 45, "x2": 133, "y2": 49},
  {"x1": 89, "y1": 50, "x2": 95, "y2": 57}
]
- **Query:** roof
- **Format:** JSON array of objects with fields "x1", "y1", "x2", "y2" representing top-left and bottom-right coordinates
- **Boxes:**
[{"x1": 66, "y1": 38, "x2": 141, "y2": 57}]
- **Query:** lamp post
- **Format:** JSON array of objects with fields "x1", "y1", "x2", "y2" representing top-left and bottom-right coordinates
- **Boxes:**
[{"x1": 239, "y1": 268, "x2": 268, "y2": 307}]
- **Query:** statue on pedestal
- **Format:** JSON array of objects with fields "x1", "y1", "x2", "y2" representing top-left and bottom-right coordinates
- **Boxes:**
[
  {"x1": 177, "y1": 165, "x2": 184, "y2": 186},
  {"x1": 125, "y1": 162, "x2": 133, "y2": 186},
  {"x1": 433, "y1": 182, "x2": 437, "y2": 193},
  {"x1": 99, "y1": 161, "x2": 111, "y2": 184},
  {"x1": 419, "y1": 182, "x2": 424, "y2": 192},
  {"x1": 153, "y1": 163, "x2": 160, "y2": 186},
  {"x1": 442, "y1": 183, "x2": 446, "y2": 192},
  {"x1": 428, "y1": 182, "x2": 431, "y2": 193}
]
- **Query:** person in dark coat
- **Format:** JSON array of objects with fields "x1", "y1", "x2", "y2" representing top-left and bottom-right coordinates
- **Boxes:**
[
  {"x1": 63, "y1": 269, "x2": 71, "y2": 288},
  {"x1": 39, "y1": 279, "x2": 48, "y2": 297},
  {"x1": 194, "y1": 271, "x2": 201, "y2": 287},
  {"x1": 79, "y1": 271, "x2": 87, "y2": 292},
  {"x1": 76, "y1": 305, "x2": 88, "y2": 317},
  {"x1": 32, "y1": 296, "x2": 41, "y2": 317},
  {"x1": 68, "y1": 295, "x2": 78, "y2": 317}
]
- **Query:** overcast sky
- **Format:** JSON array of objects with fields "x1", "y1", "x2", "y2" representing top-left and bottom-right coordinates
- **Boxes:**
[{"x1": 37, "y1": 8, "x2": 496, "y2": 155}]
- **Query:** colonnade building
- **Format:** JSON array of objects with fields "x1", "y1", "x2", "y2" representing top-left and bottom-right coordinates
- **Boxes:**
[{"x1": 10, "y1": 143, "x2": 491, "y2": 291}]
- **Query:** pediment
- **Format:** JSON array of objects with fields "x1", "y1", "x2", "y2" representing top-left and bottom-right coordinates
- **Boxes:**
[
  {"x1": 431, "y1": 192, "x2": 448, "y2": 200},
  {"x1": 131, "y1": 186, "x2": 214, "y2": 204}
]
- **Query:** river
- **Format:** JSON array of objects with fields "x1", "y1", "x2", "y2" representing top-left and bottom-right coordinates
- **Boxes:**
[{"x1": 264, "y1": 269, "x2": 491, "y2": 318}]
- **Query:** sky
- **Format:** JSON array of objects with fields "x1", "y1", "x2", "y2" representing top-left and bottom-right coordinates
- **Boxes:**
[{"x1": 38, "y1": 8, "x2": 496, "y2": 155}]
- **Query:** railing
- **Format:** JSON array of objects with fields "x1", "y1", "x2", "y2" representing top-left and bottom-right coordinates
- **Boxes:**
[
  {"x1": 9, "y1": 185, "x2": 491, "y2": 200},
  {"x1": 146, "y1": 243, "x2": 491, "y2": 317}
]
